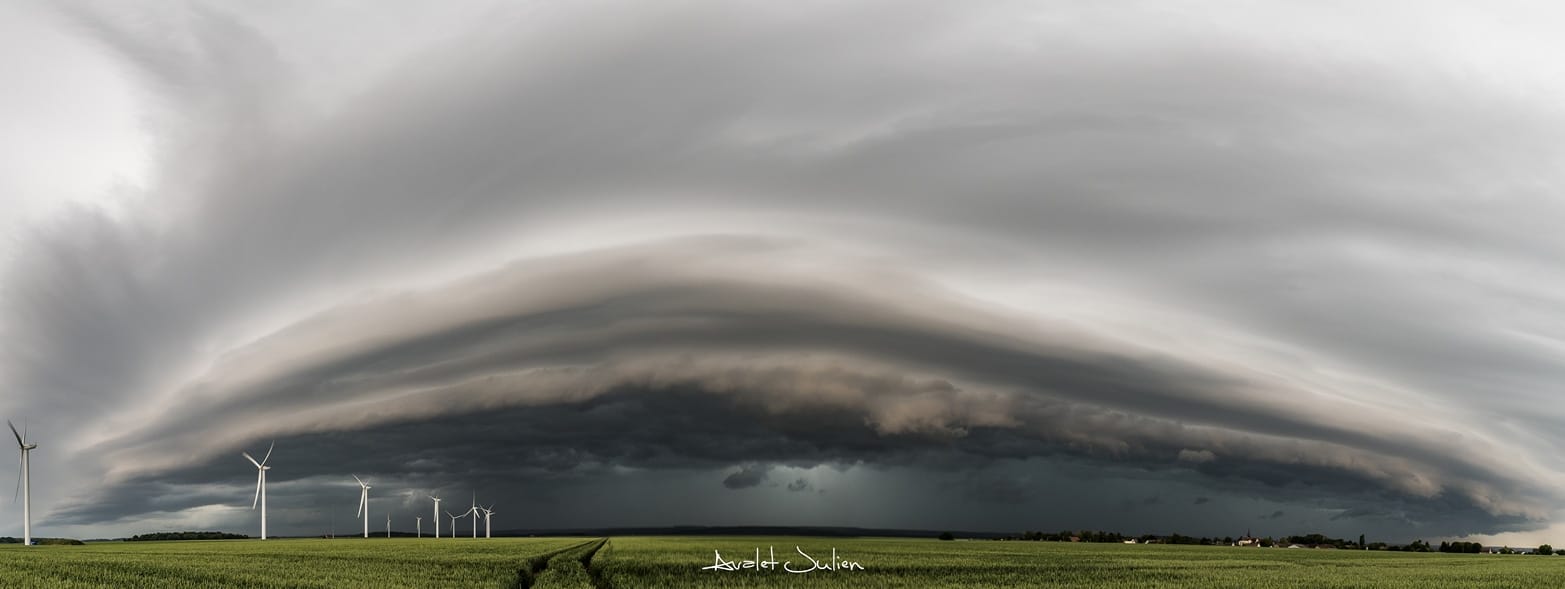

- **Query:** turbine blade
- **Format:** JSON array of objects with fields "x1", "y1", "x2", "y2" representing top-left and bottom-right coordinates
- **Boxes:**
[
  {"x1": 260, "y1": 441, "x2": 274, "y2": 466},
  {"x1": 242, "y1": 452, "x2": 262, "y2": 469},
  {"x1": 11, "y1": 453, "x2": 21, "y2": 503},
  {"x1": 352, "y1": 474, "x2": 364, "y2": 486},
  {"x1": 252, "y1": 471, "x2": 262, "y2": 509},
  {"x1": 7, "y1": 420, "x2": 21, "y2": 447},
  {"x1": 357, "y1": 491, "x2": 366, "y2": 518}
]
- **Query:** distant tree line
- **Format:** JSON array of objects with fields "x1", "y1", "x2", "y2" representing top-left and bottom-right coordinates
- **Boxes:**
[
  {"x1": 1012, "y1": 530, "x2": 1135, "y2": 543},
  {"x1": 1386, "y1": 539, "x2": 1431, "y2": 552},
  {"x1": 1001, "y1": 531, "x2": 1558, "y2": 553},
  {"x1": 1440, "y1": 541, "x2": 1483, "y2": 554},
  {"x1": 1006, "y1": 530, "x2": 1378, "y2": 548},
  {"x1": 127, "y1": 531, "x2": 250, "y2": 541},
  {"x1": 0, "y1": 537, "x2": 85, "y2": 545}
]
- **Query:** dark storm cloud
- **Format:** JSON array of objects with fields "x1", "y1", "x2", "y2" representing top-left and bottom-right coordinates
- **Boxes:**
[
  {"x1": 67, "y1": 240, "x2": 1548, "y2": 521},
  {"x1": 49, "y1": 384, "x2": 1546, "y2": 539},
  {"x1": 6, "y1": 0, "x2": 1565, "y2": 542}
]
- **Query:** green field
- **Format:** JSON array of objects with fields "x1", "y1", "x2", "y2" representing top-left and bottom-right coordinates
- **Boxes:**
[
  {"x1": 5, "y1": 536, "x2": 1565, "y2": 588},
  {"x1": 0, "y1": 537, "x2": 590, "y2": 589}
]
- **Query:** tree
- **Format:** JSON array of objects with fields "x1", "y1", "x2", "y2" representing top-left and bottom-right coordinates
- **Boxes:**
[
  {"x1": 128, "y1": 531, "x2": 249, "y2": 542},
  {"x1": 1538, "y1": 544, "x2": 1553, "y2": 556},
  {"x1": 938, "y1": 532, "x2": 955, "y2": 541}
]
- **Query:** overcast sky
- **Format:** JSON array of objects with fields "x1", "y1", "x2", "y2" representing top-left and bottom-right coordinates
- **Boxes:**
[{"x1": 4, "y1": 0, "x2": 1565, "y2": 545}]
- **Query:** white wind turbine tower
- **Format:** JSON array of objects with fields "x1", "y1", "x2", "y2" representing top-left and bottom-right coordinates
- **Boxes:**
[
  {"x1": 8, "y1": 421, "x2": 37, "y2": 547},
  {"x1": 240, "y1": 442, "x2": 274, "y2": 540},
  {"x1": 446, "y1": 510, "x2": 464, "y2": 538},
  {"x1": 416, "y1": 516, "x2": 423, "y2": 538},
  {"x1": 479, "y1": 505, "x2": 495, "y2": 539},
  {"x1": 466, "y1": 493, "x2": 481, "y2": 539},
  {"x1": 353, "y1": 475, "x2": 371, "y2": 538},
  {"x1": 386, "y1": 513, "x2": 391, "y2": 538},
  {"x1": 429, "y1": 495, "x2": 442, "y2": 538}
]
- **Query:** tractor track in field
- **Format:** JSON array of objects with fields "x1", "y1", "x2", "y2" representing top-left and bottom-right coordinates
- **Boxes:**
[
  {"x1": 514, "y1": 538, "x2": 611, "y2": 589},
  {"x1": 513, "y1": 539, "x2": 592, "y2": 589},
  {"x1": 581, "y1": 538, "x2": 610, "y2": 589}
]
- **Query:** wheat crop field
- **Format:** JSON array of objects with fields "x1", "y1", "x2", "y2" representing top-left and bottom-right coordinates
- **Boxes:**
[{"x1": 4, "y1": 536, "x2": 1565, "y2": 588}]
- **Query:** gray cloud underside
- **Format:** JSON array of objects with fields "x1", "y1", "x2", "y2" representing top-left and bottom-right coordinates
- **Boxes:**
[{"x1": 6, "y1": 1, "x2": 1565, "y2": 538}]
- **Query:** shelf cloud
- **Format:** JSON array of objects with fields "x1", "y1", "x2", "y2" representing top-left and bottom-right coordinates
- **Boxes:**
[{"x1": 5, "y1": 0, "x2": 1565, "y2": 543}]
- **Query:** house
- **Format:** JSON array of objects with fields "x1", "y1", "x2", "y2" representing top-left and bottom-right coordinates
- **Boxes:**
[{"x1": 1122, "y1": 539, "x2": 1138, "y2": 544}]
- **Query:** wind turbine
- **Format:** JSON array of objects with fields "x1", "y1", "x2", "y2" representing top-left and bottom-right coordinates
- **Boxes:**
[
  {"x1": 466, "y1": 493, "x2": 481, "y2": 539},
  {"x1": 386, "y1": 513, "x2": 391, "y2": 538},
  {"x1": 416, "y1": 516, "x2": 423, "y2": 538},
  {"x1": 240, "y1": 441, "x2": 274, "y2": 540},
  {"x1": 429, "y1": 495, "x2": 442, "y2": 538},
  {"x1": 480, "y1": 505, "x2": 495, "y2": 539},
  {"x1": 8, "y1": 421, "x2": 37, "y2": 547},
  {"x1": 446, "y1": 510, "x2": 465, "y2": 538},
  {"x1": 353, "y1": 475, "x2": 371, "y2": 538}
]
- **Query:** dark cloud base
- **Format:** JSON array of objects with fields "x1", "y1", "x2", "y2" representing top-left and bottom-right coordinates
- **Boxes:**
[{"x1": 50, "y1": 386, "x2": 1541, "y2": 540}]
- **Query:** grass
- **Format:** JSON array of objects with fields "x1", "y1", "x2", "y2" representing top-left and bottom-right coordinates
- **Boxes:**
[
  {"x1": 593, "y1": 537, "x2": 1565, "y2": 588},
  {"x1": 5, "y1": 536, "x2": 1565, "y2": 588},
  {"x1": 0, "y1": 537, "x2": 589, "y2": 589}
]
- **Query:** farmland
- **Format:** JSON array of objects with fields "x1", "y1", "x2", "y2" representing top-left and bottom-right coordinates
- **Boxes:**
[
  {"x1": 0, "y1": 537, "x2": 588, "y2": 589},
  {"x1": 598, "y1": 537, "x2": 1565, "y2": 588},
  {"x1": 5, "y1": 536, "x2": 1565, "y2": 588}
]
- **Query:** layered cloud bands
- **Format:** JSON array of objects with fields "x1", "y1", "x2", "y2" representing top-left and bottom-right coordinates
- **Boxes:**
[{"x1": 6, "y1": 1, "x2": 1565, "y2": 540}]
